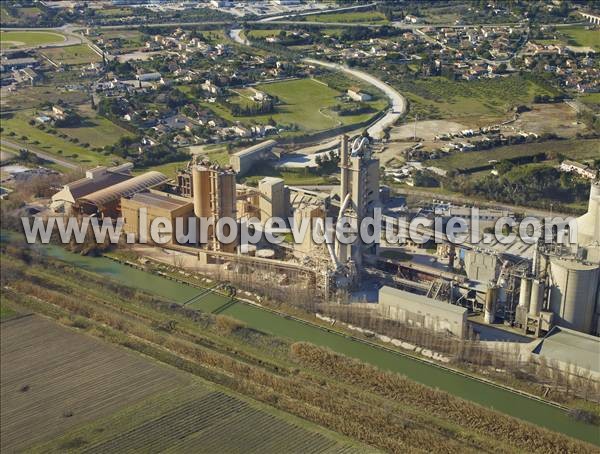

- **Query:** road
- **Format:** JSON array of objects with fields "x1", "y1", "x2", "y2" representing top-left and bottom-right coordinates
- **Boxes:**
[
  {"x1": 303, "y1": 58, "x2": 407, "y2": 139},
  {"x1": 229, "y1": 29, "x2": 407, "y2": 140},
  {"x1": 1, "y1": 139, "x2": 79, "y2": 170},
  {"x1": 258, "y1": 3, "x2": 376, "y2": 23}
]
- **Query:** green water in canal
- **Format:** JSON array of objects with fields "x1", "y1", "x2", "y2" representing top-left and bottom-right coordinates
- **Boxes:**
[{"x1": 10, "y1": 238, "x2": 600, "y2": 445}]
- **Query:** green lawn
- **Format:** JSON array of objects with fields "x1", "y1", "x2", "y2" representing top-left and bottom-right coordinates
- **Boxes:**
[
  {"x1": 191, "y1": 78, "x2": 386, "y2": 135},
  {"x1": 61, "y1": 107, "x2": 133, "y2": 148},
  {"x1": 247, "y1": 29, "x2": 283, "y2": 39},
  {"x1": 96, "y1": 7, "x2": 134, "y2": 16},
  {"x1": 40, "y1": 44, "x2": 101, "y2": 65},
  {"x1": 0, "y1": 30, "x2": 65, "y2": 49},
  {"x1": 560, "y1": 26, "x2": 600, "y2": 50},
  {"x1": 0, "y1": 301, "x2": 17, "y2": 320},
  {"x1": 306, "y1": 11, "x2": 388, "y2": 23},
  {"x1": 134, "y1": 159, "x2": 190, "y2": 179},
  {"x1": 1, "y1": 110, "x2": 122, "y2": 167},
  {"x1": 426, "y1": 139, "x2": 600, "y2": 171}
]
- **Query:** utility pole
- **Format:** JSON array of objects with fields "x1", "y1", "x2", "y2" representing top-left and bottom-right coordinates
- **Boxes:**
[{"x1": 413, "y1": 114, "x2": 418, "y2": 141}]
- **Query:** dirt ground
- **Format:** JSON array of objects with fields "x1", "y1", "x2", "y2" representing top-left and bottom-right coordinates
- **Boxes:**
[
  {"x1": 509, "y1": 104, "x2": 587, "y2": 137},
  {"x1": 390, "y1": 119, "x2": 467, "y2": 141},
  {"x1": 0, "y1": 315, "x2": 189, "y2": 452}
]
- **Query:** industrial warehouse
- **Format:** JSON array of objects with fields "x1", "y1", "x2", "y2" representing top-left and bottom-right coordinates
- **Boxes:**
[{"x1": 43, "y1": 135, "x2": 600, "y2": 377}]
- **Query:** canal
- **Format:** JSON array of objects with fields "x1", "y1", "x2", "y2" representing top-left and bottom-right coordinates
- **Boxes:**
[{"x1": 23, "y1": 242, "x2": 600, "y2": 445}]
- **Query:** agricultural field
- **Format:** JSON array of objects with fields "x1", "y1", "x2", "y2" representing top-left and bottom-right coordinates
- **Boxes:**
[
  {"x1": 0, "y1": 30, "x2": 65, "y2": 49},
  {"x1": 2, "y1": 316, "x2": 360, "y2": 453},
  {"x1": 0, "y1": 315, "x2": 189, "y2": 452},
  {"x1": 426, "y1": 138, "x2": 600, "y2": 171},
  {"x1": 393, "y1": 75, "x2": 558, "y2": 126},
  {"x1": 304, "y1": 11, "x2": 388, "y2": 24},
  {"x1": 198, "y1": 78, "x2": 386, "y2": 135},
  {"x1": 40, "y1": 44, "x2": 102, "y2": 66},
  {"x1": 0, "y1": 109, "x2": 123, "y2": 167}
]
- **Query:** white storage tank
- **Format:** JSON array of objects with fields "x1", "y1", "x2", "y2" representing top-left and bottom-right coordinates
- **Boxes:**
[
  {"x1": 256, "y1": 248, "x2": 276, "y2": 259},
  {"x1": 549, "y1": 257, "x2": 600, "y2": 334},
  {"x1": 518, "y1": 277, "x2": 532, "y2": 311},
  {"x1": 529, "y1": 279, "x2": 544, "y2": 316}
]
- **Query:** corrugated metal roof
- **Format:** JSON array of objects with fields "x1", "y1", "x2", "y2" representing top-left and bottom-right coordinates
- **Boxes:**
[
  {"x1": 67, "y1": 172, "x2": 131, "y2": 200},
  {"x1": 532, "y1": 326, "x2": 600, "y2": 373},
  {"x1": 80, "y1": 171, "x2": 167, "y2": 207},
  {"x1": 379, "y1": 286, "x2": 467, "y2": 316},
  {"x1": 233, "y1": 140, "x2": 277, "y2": 157},
  {"x1": 128, "y1": 191, "x2": 191, "y2": 211}
]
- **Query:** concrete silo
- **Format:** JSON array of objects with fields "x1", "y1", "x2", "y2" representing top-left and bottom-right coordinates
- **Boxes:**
[
  {"x1": 576, "y1": 181, "x2": 600, "y2": 247},
  {"x1": 549, "y1": 257, "x2": 600, "y2": 334},
  {"x1": 529, "y1": 279, "x2": 545, "y2": 317}
]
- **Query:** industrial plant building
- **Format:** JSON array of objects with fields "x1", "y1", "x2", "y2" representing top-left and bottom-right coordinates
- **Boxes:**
[
  {"x1": 230, "y1": 139, "x2": 277, "y2": 176},
  {"x1": 121, "y1": 191, "x2": 194, "y2": 244},
  {"x1": 378, "y1": 286, "x2": 467, "y2": 338},
  {"x1": 47, "y1": 135, "x2": 600, "y2": 343},
  {"x1": 50, "y1": 164, "x2": 133, "y2": 215}
]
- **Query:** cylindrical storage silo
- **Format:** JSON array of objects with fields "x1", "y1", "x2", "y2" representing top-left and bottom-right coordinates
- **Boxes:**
[
  {"x1": 529, "y1": 279, "x2": 544, "y2": 316},
  {"x1": 549, "y1": 257, "x2": 600, "y2": 334},
  {"x1": 484, "y1": 285, "x2": 497, "y2": 324},
  {"x1": 191, "y1": 166, "x2": 207, "y2": 218},
  {"x1": 518, "y1": 277, "x2": 532, "y2": 310}
]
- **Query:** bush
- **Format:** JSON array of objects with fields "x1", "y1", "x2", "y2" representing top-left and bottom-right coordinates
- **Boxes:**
[{"x1": 215, "y1": 314, "x2": 245, "y2": 334}]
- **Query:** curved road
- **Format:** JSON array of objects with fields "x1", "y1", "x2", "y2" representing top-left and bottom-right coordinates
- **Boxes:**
[
  {"x1": 1, "y1": 138, "x2": 79, "y2": 170},
  {"x1": 229, "y1": 29, "x2": 407, "y2": 139}
]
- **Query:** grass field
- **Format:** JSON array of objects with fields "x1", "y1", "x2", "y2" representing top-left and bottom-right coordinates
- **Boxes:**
[
  {"x1": 194, "y1": 78, "x2": 386, "y2": 134},
  {"x1": 560, "y1": 26, "x2": 600, "y2": 50},
  {"x1": 40, "y1": 44, "x2": 101, "y2": 65},
  {"x1": 394, "y1": 75, "x2": 557, "y2": 125},
  {"x1": 426, "y1": 138, "x2": 600, "y2": 171},
  {"x1": 306, "y1": 11, "x2": 388, "y2": 23},
  {"x1": 1, "y1": 109, "x2": 124, "y2": 167},
  {"x1": 96, "y1": 7, "x2": 134, "y2": 16},
  {"x1": 61, "y1": 105, "x2": 133, "y2": 147},
  {"x1": 0, "y1": 30, "x2": 65, "y2": 49}
]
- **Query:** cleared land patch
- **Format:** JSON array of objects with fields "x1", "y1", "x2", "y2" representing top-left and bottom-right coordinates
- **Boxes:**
[
  {"x1": 394, "y1": 75, "x2": 557, "y2": 126},
  {"x1": 41, "y1": 44, "x2": 101, "y2": 66},
  {"x1": 0, "y1": 30, "x2": 65, "y2": 49},
  {"x1": 426, "y1": 138, "x2": 600, "y2": 171},
  {"x1": 305, "y1": 11, "x2": 388, "y2": 23}
]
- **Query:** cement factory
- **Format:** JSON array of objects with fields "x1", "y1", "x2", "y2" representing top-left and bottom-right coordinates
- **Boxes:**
[{"x1": 49, "y1": 135, "x2": 600, "y2": 346}]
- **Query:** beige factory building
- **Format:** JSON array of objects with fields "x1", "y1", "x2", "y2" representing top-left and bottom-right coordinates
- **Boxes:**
[
  {"x1": 337, "y1": 135, "x2": 380, "y2": 264},
  {"x1": 258, "y1": 177, "x2": 289, "y2": 222},
  {"x1": 230, "y1": 140, "x2": 277, "y2": 176},
  {"x1": 121, "y1": 191, "x2": 194, "y2": 244},
  {"x1": 191, "y1": 162, "x2": 237, "y2": 252},
  {"x1": 378, "y1": 286, "x2": 468, "y2": 338}
]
